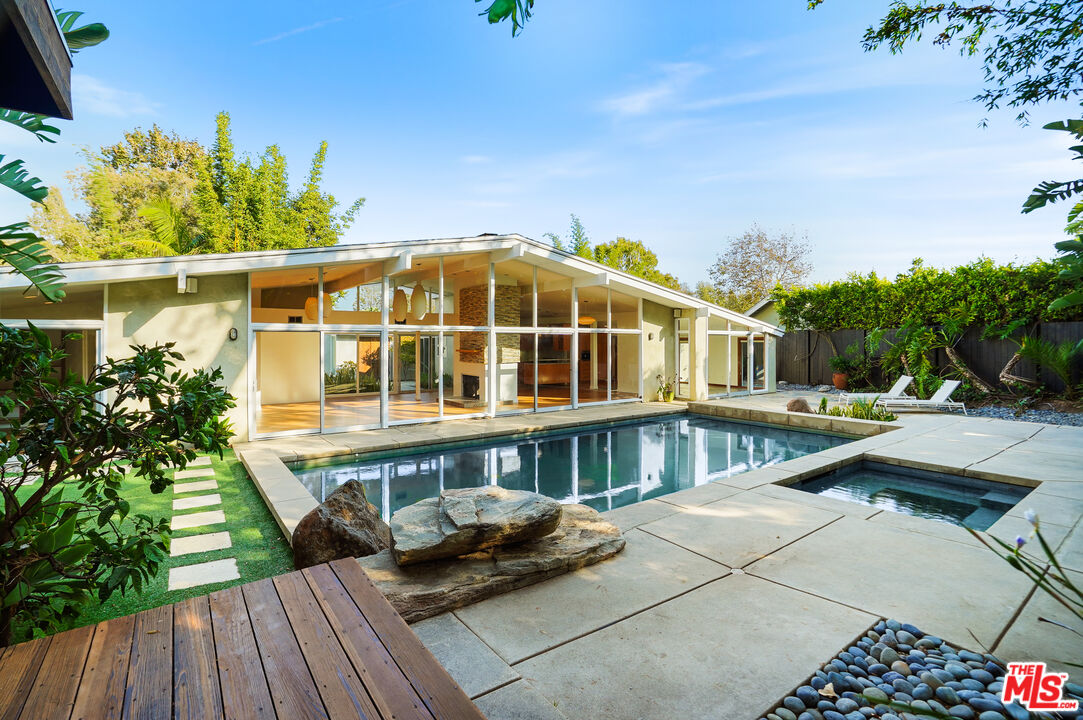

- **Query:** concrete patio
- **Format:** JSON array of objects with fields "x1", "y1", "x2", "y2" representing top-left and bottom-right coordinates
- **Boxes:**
[{"x1": 392, "y1": 393, "x2": 1083, "y2": 720}]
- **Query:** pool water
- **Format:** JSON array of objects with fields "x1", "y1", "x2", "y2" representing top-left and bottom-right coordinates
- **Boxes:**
[
  {"x1": 791, "y1": 461, "x2": 1030, "y2": 530},
  {"x1": 292, "y1": 414, "x2": 848, "y2": 520}
]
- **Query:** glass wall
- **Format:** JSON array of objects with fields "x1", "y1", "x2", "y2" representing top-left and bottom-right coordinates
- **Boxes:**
[{"x1": 250, "y1": 253, "x2": 642, "y2": 437}]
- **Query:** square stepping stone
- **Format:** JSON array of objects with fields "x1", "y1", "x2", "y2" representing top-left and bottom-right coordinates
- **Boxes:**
[
  {"x1": 172, "y1": 509, "x2": 226, "y2": 530},
  {"x1": 172, "y1": 493, "x2": 221, "y2": 512},
  {"x1": 170, "y1": 531, "x2": 232, "y2": 557},
  {"x1": 173, "y1": 479, "x2": 218, "y2": 494},
  {"x1": 167, "y1": 558, "x2": 239, "y2": 591},
  {"x1": 174, "y1": 468, "x2": 215, "y2": 480},
  {"x1": 188, "y1": 456, "x2": 212, "y2": 466}
]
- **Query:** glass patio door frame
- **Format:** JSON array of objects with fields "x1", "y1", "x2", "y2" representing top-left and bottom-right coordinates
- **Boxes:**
[{"x1": 749, "y1": 331, "x2": 769, "y2": 395}]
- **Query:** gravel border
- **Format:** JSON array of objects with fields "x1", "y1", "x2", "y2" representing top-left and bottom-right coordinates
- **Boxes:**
[{"x1": 758, "y1": 618, "x2": 1081, "y2": 720}]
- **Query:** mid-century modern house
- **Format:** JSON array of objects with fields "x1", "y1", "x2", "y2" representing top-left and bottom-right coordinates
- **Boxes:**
[{"x1": 0, "y1": 234, "x2": 781, "y2": 441}]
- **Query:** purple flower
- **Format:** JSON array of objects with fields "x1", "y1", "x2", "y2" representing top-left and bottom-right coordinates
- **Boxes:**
[{"x1": 1015, "y1": 535, "x2": 1026, "y2": 549}]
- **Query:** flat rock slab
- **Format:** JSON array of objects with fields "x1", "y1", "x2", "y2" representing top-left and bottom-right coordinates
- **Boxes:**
[
  {"x1": 391, "y1": 486, "x2": 563, "y2": 566},
  {"x1": 361, "y1": 504, "x2": 625, "y2": 623}
]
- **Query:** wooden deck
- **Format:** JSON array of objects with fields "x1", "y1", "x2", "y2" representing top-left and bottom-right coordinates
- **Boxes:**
[{"x1": 0, "y1": 559, "x2": 486, "y2": 720}]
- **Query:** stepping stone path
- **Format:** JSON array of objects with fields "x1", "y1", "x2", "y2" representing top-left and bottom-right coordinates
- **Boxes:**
[{"x1": 166, "y1": 458, "x2": 242, "y2": 593}]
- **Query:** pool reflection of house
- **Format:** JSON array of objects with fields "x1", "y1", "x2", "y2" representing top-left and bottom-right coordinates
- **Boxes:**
[{"x1": 0, "y1": 234, "x2": 782, "y2": 441}]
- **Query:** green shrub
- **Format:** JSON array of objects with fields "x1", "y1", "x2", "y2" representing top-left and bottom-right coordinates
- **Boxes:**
[
  {"x1": 816, "y1": 396, "x2": 897, "y2": 422},
  {"x1": 774, "y1": 257, "x2": 1079, "y2": 331}
]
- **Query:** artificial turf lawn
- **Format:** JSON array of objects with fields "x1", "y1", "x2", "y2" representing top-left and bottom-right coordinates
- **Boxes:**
[{"x1": 12, "y1": 449, "x2": 295, "y2": 639}]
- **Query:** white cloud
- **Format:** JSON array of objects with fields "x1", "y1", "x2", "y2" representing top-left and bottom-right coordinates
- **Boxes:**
[
  {"x1": 599, "y1": 62, "x2": 709, "y2": 118},
  {"x1": 72, "y1": 74, "x2": 159, "y2": 118},
  {"x1": 253, "y1": 17, "x2": 344, "y2": 46}
]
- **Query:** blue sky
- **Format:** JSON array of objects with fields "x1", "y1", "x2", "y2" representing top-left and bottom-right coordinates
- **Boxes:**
[{"x1": 4, "y1": 0, "x2": 1080, "y2": 284}]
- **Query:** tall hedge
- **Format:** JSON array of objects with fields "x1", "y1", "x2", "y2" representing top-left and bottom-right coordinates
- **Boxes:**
[{"x1": 773, "y1": 258, "x2": 1080, "y2": 331}]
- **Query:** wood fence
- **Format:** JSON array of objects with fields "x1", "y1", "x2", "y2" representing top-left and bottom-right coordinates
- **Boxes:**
[{"x1": 777, "y1": 322, "x2": 1083, "y2": 392}]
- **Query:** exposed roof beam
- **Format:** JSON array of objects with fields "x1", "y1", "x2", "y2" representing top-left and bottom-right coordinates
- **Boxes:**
[
  {"x1": 383, "y1": 252, "x2": 413, "y2": 277},
  {"x1": 573, "y1": 272, "x2": 609, "y2": 289}
]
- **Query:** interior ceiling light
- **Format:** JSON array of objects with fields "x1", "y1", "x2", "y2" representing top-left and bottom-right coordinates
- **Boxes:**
[
  {"x1": 411, "y1": 284, "x2": 428, "y2": 322},
  {"x1": 577, "y1": 316, "x2": 596, "y2": 325},
  {"x1": 392, "y1": 288, "x2": 409, "y2": 322}
]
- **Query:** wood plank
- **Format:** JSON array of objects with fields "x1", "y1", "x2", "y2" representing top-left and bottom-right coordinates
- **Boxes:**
[
  {"x1": 272, "y1": 572, "x2": 380, "y2": 720},
  {"x1": 241, "y1": 578, "x2": 328, "y2": 720},
  {"x1": 303, "y1": 565, "x2": 432, "y2": 720},
  {"x1": 174, "y1": 596, "x2": 224, "y2": 720},
  {"x1": 123, "y1": 604, "x2": 174, "y2": 720},
  {"x1": 329, "y1": 559, "x2": 485, "y2": 720},
  {"x1": 71, "y1": 614, "x2": 137, "y2": 720},
  {"x1": 0, "y1": 635, "x2": 52, "y2": 720},
  {"x1": 207, "y1": 586, "x2": 274, "y2": 720},
  {"x1": 19, "y1": 623, "x2": 95, "y2": 720}
]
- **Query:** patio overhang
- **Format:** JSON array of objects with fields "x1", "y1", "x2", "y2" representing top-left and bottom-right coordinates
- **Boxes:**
[{"x1": 0, "y1": 0, "x2": 73, "y2": 119}]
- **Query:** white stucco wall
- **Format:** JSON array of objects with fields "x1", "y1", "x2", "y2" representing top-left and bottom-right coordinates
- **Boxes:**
[{"x1": 105, "y1": 274, "x2": 250, "y2": 441}]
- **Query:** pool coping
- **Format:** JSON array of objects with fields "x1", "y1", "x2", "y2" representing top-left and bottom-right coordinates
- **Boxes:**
[{"x1": 235, "y1": 400, "x2": 906, "y2": 543}]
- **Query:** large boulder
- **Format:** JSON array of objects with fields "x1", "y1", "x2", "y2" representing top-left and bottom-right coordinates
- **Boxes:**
[
  {"x1": 786, "y1": 398, "x2": 814, "y2": 414},
  {"x1": 390, "y1": 486, "x2": 563, "y2": 566},
  {"x1": 361, "y1": 504, "x2": 625, "y2": 622},
  {"x1": 292, "y1": 480, "x2": 390, "y2": 569}
]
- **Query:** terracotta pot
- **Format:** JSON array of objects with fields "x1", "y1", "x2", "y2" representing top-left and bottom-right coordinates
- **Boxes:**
[{"x1": 832, "y1": 372, "x2": 849, "y2": 391}]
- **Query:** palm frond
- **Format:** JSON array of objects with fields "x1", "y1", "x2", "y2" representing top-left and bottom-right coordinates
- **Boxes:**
[
  {"x1": 0, "y1": 110, "x2": 59, "y2": 143},
  {"x1": 122, "y1": 238, "x2": 178, "y2": 258},
  {"x1": 55, "y1": 11, "x2": 109, "y2": 52},
  {"x1": 0, "y1": 223, "x2": 65, "y2": 301},
  {"x1": 137, "y1": 198, "x2": 180, "y2": 251},
  {"x1": 0, "y1": 156, "x2": 48, "y2": 202}
]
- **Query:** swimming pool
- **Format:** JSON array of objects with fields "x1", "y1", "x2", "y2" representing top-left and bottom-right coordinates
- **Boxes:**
[
  {"x1": 291, "y1": 414, "x2": 849, "y2": 520},
  {"x1": 790, "y1": 460, "x2": 1030, "y2": 530}
]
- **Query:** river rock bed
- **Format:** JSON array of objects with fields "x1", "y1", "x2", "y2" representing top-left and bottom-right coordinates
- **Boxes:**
[{"x1": 758, "y1": 618, "x2": 1082, "y2": 720}]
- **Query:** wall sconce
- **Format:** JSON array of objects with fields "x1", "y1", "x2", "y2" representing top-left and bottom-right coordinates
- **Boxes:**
[
  {"x1": 228, "y1": 328, "x2": 238, "y2": 341},
  {"x1": 648, "y1": 332, "x2": 654, "y2": 341}
]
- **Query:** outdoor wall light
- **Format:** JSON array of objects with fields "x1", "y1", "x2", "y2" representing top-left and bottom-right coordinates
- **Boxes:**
[
  {"x1": 229, "y1": 328, "x2": 238, "y2": 341},
  {"x1": 648, "y1": 332, "x2": 654, "y2": 340}
]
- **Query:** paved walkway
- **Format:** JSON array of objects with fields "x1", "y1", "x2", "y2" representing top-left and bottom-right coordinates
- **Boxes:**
[
  {"x1": 165, "y1": 456, "x2": 239, "y2": 592},
  {"x1": 401, "y1": 393, "x2": 1083, "y2": 720}
]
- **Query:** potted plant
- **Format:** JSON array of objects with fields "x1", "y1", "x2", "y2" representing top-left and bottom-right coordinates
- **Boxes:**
[
  {"x1": 656, "y1": 374, "x2": 675, "y2": 402},
  {"x1": 828, "y1": 355, "x2": 856, "y2": 390}
]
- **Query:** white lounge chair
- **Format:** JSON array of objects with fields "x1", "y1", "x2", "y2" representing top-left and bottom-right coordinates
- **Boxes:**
[
  {"x1": 840, "y1": 375, "x2": 913, "y2": 405},
  {"x1": 875, "y1": 379, "x2": 967, "y2": 415}
]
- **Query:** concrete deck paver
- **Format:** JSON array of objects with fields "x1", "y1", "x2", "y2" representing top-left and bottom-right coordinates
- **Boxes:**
[
  {"x1": 172, "y1": 493, "x2": 222, "y2": 511},
  {"x1": 167, "y1": 557, "x2": 240, "y2": 591},
  {"x1": 748, "y1": 515, "x2": 1036, "y2": 648},
  {"x1": 598, "y1": 499, "x2": 678, "y2": 532},
  {"x1": 994, "y1": 569, "x2": 1083, "y2": 676},
  {"x1": 713, "y1": 465, "x2": 798, "y2": 491},
  {"x1": 870, "y1": 508, "x2": 1073, "y2": 552},
  {"x1": 1050, "y1": 523, "x2": 1083, "y2": 573},
  {"x1": 639, "y1": 492, "x2": 841, "y2": 568},
  {"x1": 1005, "y1": 492, "x2": 1083, "y2": 529},
  {"x1": 654, "y1": 481, "x2": 744, "y2": 509},
  {"x1": 174, "y1": 467, "x2": 215, "y2": 480},
  {"x1": 454, "y1": 528, "x2": 729, "y2": 664},
  {"x1": 411, "y1": 613, "x2": 520, "y2": 698},
  {"x1": 173, "y1": 478, "x2": 218, "y2": 494},
  {"x1": 169, "y1": 530, "x2": 232, "y2": 557},
  {"x1": 473, "y1": 681, "x2": 570, "y2": 720},
  {"x1": 171, "y1": 509, "x2": 226, "y2": 530},
  {"x1": 968, "y1": 448, "x2": 1083, "y2": 485},
  {"x1": 515, "y1": 574, "x2": 876, "y2": 720}
]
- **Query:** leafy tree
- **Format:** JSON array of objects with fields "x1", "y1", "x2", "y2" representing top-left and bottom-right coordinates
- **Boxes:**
[
  {"x1": 0, "y1": 328, "x2": 235, "y2": 645},
  {"x1": 30, "y1": 125, "x2": 206, "y2": 261},
  {"x1": 195, "y1": 112, "x2": 364, "y2": 253},
  {"x1": 544, "y1": 213, "x2": 592, "y2": 258},
  {"x1": 1, "y1": 11, "x2": 108, "y2": 299},
  {"x1": 808, "y1": 0, "x2": 1083, "y2": 123},
  {"x1": 704, "y1": 225, "x2": 813, "y2": 312},
  {"x1": 592, "y1": 236, "x2": 682, "y2": 290}
]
